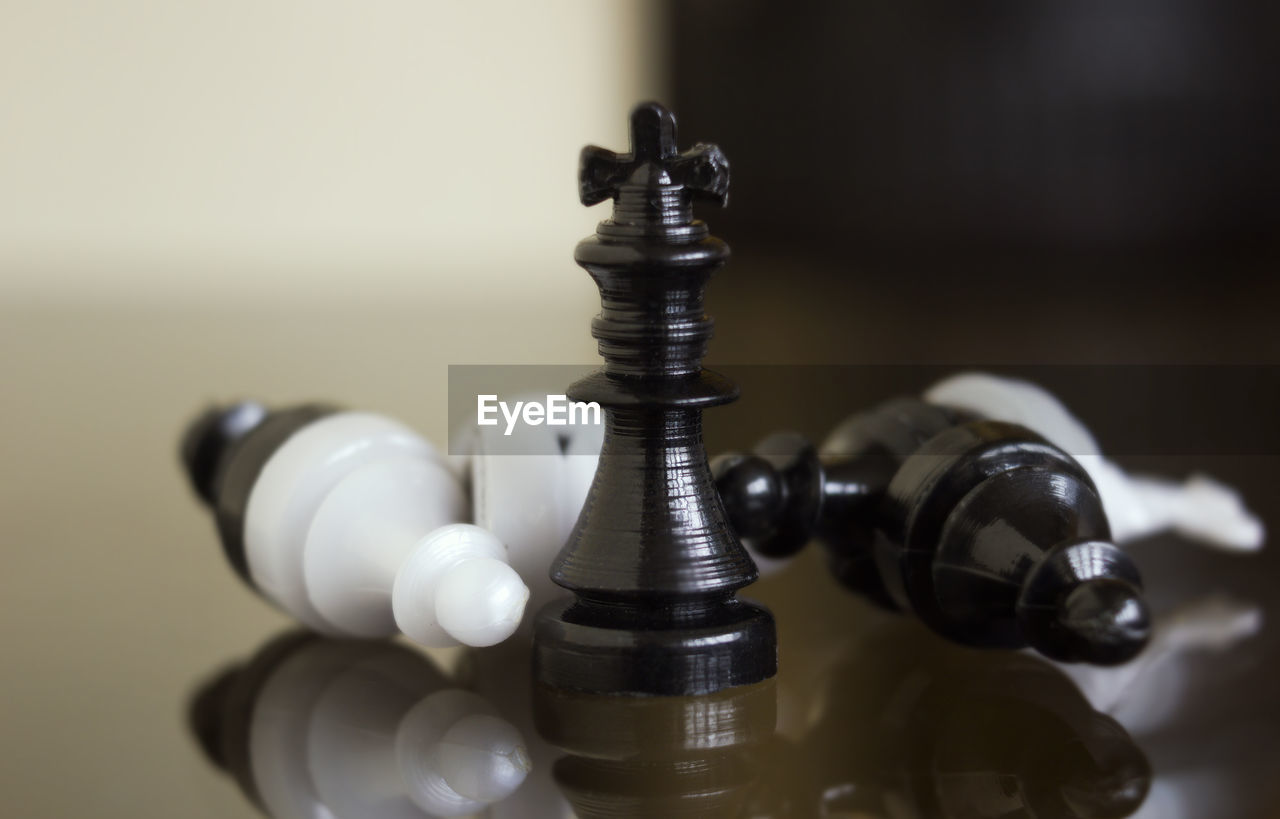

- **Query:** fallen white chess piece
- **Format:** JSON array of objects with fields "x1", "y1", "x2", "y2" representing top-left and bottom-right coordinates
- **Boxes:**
[
  {"x1": 245, "y1": 411, "x2": 530, "y2": 648},
  {"x1": 194, "y1": 398, "x2": 604, "y2": 651}
]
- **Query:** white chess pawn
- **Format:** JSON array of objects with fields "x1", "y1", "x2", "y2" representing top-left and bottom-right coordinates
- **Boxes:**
[
  {"x1": 183, "y1": 404, "x2": 530, "y2": 648},
  {"x1": 926, "y1": 373, "x2": 1265, "y2": 552}
]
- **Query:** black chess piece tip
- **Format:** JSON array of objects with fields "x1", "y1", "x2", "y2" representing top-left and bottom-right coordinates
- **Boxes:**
[
  {"x1": 1025, "y1": 577, "x2": 1151, "y2": 667},
  {"x1": 1015, "y1": 537, "x2": 1151, "y2": 666},
  {"x1": 1056, "y1": 579, "x2": 1151, "y2": 665},
  {"x1": 180, "y1": 401, "x2": 268, "y2": 506}
]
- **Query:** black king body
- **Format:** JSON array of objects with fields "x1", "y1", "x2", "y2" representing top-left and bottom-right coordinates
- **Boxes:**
[{"x1": 533, "y1": 103, "x2": 777, "y2": 696}]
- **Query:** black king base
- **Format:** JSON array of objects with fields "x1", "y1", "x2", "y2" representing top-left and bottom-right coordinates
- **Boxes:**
[{"x1": 533, "y1": 103, "x2": 777, "y2": 695}]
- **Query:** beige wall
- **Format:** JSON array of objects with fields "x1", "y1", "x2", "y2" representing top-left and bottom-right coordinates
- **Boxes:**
[{"x1": 0, "y1": 0, "x2": 663, "y2": 307}]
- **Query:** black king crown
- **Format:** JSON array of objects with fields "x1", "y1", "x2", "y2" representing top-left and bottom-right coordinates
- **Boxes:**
[{"x1": 533, "y1": 103, "x2": 778, "y2": 696}]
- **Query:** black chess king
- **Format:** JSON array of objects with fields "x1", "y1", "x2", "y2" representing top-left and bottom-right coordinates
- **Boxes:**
[{"x1": 532, "y1": 103, "x2": 778, "y2": 695}]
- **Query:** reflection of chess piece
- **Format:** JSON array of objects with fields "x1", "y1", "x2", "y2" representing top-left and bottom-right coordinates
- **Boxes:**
[
  {"x1": 717, "y1": 395, "x2": 1151, "y2": 665},
  {"x1": 796, "y1": 621, "x2": 1151, "y2": 818},
  {"x1": 181, "y1": 404, "x2": 529, "y2": 648},
  {"x1": 533, "y1": 679, "x2": 776, "y2": 818},
  {"x1": 458, "y1": 638, "x2": 576, "y2": 819},
  {"x1": 189, "y1": 633, "x2": 530, "y2": 818},
  {"x1": 534, "y1": 102, "x2": 776, "y2": 695}
]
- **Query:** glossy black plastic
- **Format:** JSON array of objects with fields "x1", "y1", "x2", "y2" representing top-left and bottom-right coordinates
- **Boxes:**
[
  {"x1": 534, "y1": 102, "x2": 777, "y2": 695},
  {"x1": 714, "y1": 397, "x2": 1151, "y2": 665},
  {"x1": 180, "y1": 400, "x2": 268, "y2": 505}
]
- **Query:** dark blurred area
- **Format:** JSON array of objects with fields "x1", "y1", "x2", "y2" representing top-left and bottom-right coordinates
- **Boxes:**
[
  {"x1": 669, "y1": 1, "x2": 1279, "y2": 526},
  {"x1": 670, "y1": 0, "x2": 1280, "y2": 413},
  {"x1": 670, "y1": 0, "x2": 1280, "y2": 258}
]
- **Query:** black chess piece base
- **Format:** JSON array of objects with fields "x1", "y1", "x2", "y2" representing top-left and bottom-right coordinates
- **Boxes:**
[{"x1": 535, "y1": 598, "x2": 775, "y2": 695}]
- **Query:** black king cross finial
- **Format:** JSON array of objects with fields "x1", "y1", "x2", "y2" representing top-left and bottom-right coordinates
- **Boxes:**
[
  {"x1": 579, "y1": 102, "x2": 729, "y2": 236},
  {"x1": 533, "y1": 103, "x2": 777, "y2": 697}
]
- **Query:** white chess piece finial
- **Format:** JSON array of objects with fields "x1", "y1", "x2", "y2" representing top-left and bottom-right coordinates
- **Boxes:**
[
  {"x1": 243, "y1": 412, "x2": 529, "y2": 647},
  {"x1": 391, "y1": 524, "x2": 530, "y2": 648},
  {"x1": 925, "y1": 373, "x2": 1265, "y2": 552}
]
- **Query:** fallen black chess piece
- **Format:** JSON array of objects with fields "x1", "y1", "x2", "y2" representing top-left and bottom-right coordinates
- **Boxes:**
[{"x1": 715, "y1": 394, "x2": 1152, "y2": 665}]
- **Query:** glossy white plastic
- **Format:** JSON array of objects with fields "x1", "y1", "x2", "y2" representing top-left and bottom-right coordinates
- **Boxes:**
[{"x1": 245, "y1": 411, "x2": 529, "y2": 647}]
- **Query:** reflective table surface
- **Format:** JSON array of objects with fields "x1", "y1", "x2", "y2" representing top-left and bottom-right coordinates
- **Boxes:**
[
  {"x1": 3, "y1": 257, "x2": 1278, "y2": 818},
  {"x1": 180, "y1": 535, "x2": 1279, "y2": 819}
]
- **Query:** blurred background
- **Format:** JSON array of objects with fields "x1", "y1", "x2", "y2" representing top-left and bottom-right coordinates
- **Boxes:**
[{"x1": 1, "y1": 1, "x2": 1277, "y2": 816}]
